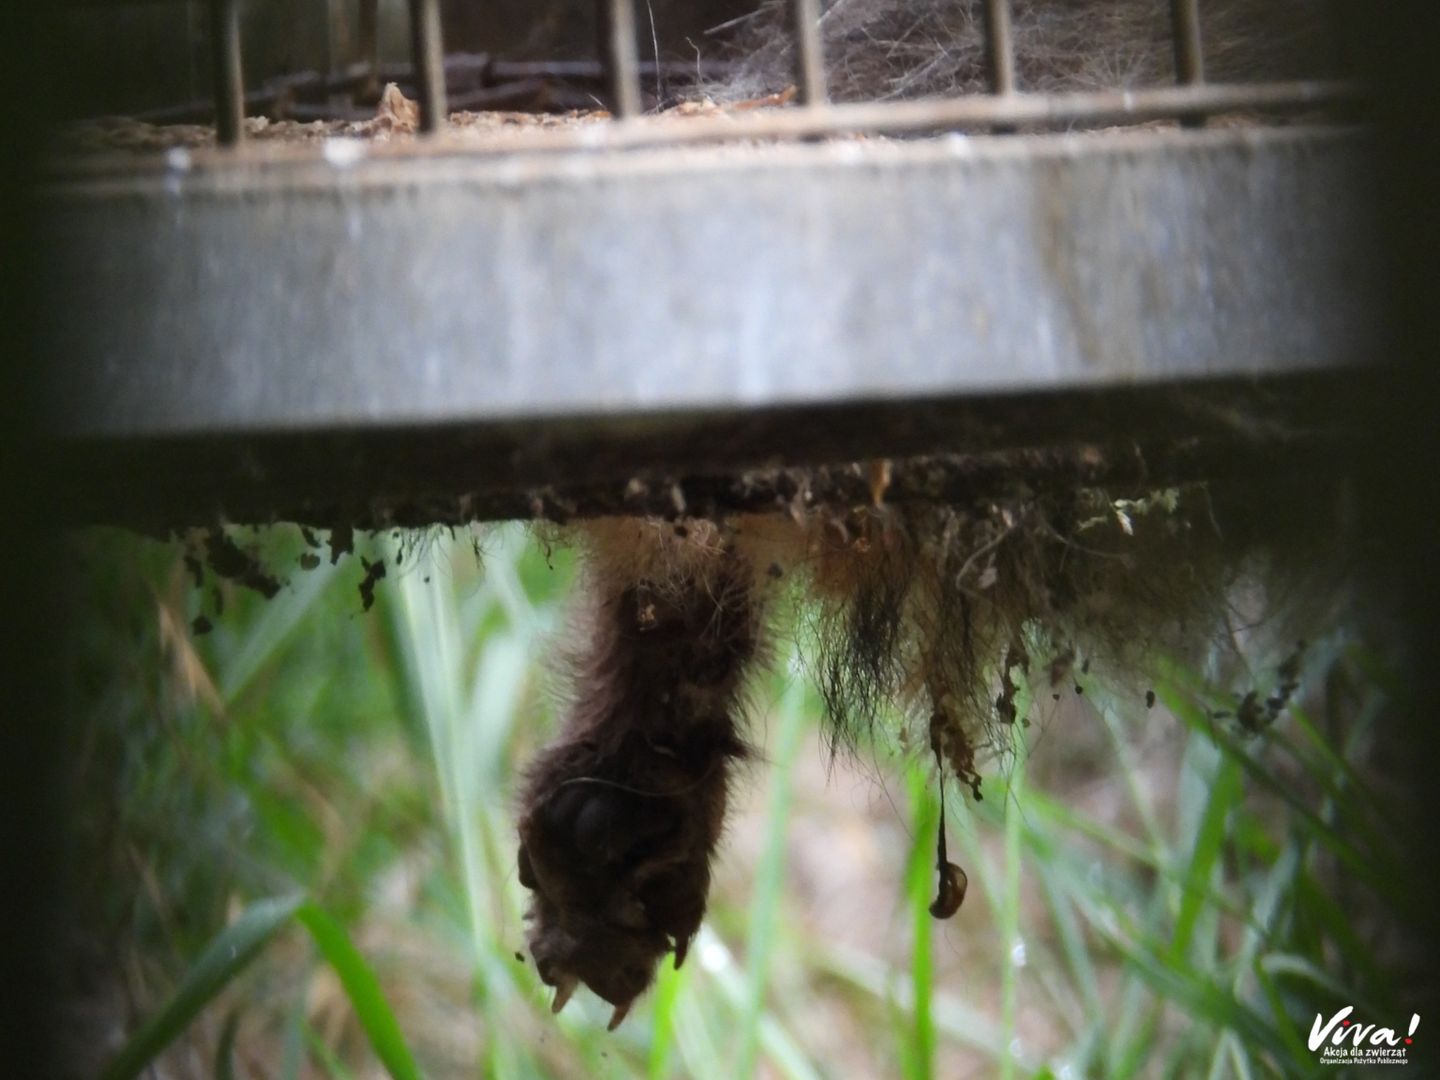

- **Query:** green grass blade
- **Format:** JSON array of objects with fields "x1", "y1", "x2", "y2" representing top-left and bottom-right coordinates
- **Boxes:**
[
  {"x1": 1098, "y1": 929, "x2": 1306, "y2": 1076},
  {"x1": 1001, "y1": 720, "x2": 1027, "y2": 1080},
  {"x1": 219, "y1": 562, "x2": 342, "y2": 704},
  {"x1": 295, "y1": 902, "x2": 422, "y2": 1080},
  {"x1": 305, "y1": 1022, "x2": 362, "y2": 1080},
  {"x1": 215, "y1": 1009, "x2": 241, "y2": 1080},
  {"x1": 694, "y1": 927, "x2": 822, "y2": 1080},
  {"x1": 281, "y1": 981, "x2": 308, "y2": 1080},
  {"x1": 810, "y1": 941, "x2": 1009, "y2": 1060},
  {"x1": 647, "y1": 955, "x2": 686, "y2": 1080},
  {"x1": 1168, "y1": 753, "x2": 1241, "y2": 964},
  {"x1": 1251, "y1": 960, "x2": 1314, "y2": 1068},
  {"x1": 1032, "y1": 860, "x2": 1102, "y2": 1040},
  {"x1": 101, "y1": 894, "x2": 304, "y2": 1080},
  {"x1": 1157, "y1": 682, "x2": 1406, "y2": 910},
  {"x1": 901, "y1": 764, "x2": 937, "y2": 1080},
  {"x1": 734, "y1": 676, "x2": 808, "y2": 1080},
  {"x1": 1094, "y1": 691, "x2": 1171, "y2": 863},
  {"x1": 672, "y1": 977, "x2": 731, "y2": 1080}
]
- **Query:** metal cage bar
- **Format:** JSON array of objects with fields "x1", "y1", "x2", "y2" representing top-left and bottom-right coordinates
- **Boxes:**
[
  {"x1": 1171, "y1": 0, "x2": 1205, "y2": 128},
  {"x1": 789, "y1": 0, "x2": 828, "y2": 106},
  {"x1": 208, "y1": 0, "x2": 243, "y2": 145},
  {"x1": 600, "y1": 0, "x2": 642, "y2": 118},
  {"x1": 358, "y1": 0, "x2": 381, "y2": 100},
  {"x1": 1171, "y1": 0, "x2": 1206, "y2": 86},
  {"x1": 982, "y1": 0, "x2": 1016, "y2": 97},
  {"x1": 408, "y1": 0, "x2": 446, "y2": 132}
]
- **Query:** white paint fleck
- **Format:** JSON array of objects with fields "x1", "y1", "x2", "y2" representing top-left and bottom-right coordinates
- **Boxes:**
[{"x1": 1010, "y1": 937, "x2": 1028, "y2": 968}]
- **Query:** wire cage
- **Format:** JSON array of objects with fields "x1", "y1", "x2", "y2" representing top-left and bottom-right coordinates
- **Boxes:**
[{"x1": 69, "y1": 0, "x2": 1359, "y2": 144}]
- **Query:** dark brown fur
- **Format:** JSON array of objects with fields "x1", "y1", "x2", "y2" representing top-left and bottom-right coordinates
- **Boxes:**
[{"x1": 516, "y1": 541, "x2": 761, "y2": 1025}]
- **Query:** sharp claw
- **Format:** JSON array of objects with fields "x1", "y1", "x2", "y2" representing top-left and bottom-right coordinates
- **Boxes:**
[
  {"x1": 674, "y1": 936, "x2": 690, "y2": 970},
  {"x1": 607, "y1": 1000, "x2": 633, "y2": 1031},
  {"x1": 551, "y1": 976, "x2": 578, "y2": 1015}
]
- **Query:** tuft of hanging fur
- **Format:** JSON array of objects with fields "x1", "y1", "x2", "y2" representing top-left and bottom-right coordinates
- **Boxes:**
[
  {"x1": 516, "y1": 520, "x2": 765, "y2": 1028},
  {"x1": 518, "y1": 471, "x2": 1351, "y2": 1023}
]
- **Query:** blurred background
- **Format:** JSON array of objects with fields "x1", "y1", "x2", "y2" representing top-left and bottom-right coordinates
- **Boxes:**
[{"x1": 61, "y1": 524, "x2": 1409, "y2": 1079}]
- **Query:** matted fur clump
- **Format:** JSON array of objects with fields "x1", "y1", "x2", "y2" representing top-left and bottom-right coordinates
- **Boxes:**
[
  {"x1": 516, "y1": 520, "x2": 765, "y2": 1030},
  {"x1": 517, "y1": 481, "x2": 1337, "y2": 1021},
  {"x1": 707, "y1": 0, "x2": 1337, "y2": 103}
]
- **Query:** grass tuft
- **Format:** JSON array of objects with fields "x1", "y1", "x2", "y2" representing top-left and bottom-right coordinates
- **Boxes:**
[{"x1": 68, "y1": 527, "x2": 1411, "y2": 1079}]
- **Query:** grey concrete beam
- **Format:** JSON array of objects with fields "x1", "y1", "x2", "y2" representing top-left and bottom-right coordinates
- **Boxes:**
[{"x1": 38, "y1": 126, "x2": 1378, "y2": 442}]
